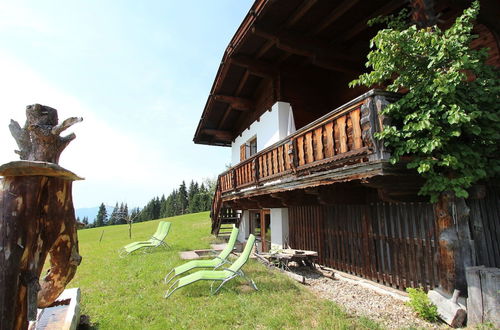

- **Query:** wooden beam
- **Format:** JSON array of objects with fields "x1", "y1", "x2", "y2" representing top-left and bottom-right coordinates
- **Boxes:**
[
  {"x1": 253, "y1": 26, "x2": 351, "y2": 60},
  {"x1": 256, "y1": 40, "x2": 275, "y2": 58},
  {"x1": 202, "y1": 129, "x2": 233, "y2": 141},
  {"x1": 312, "y1": 0, "x2": 361, "y2": 34},
  {"x1": 217, "y1": 70, "x2": 251, "y2": 130},
  {"x1": 229, "y1": 55, "x2": 278, "y2": 78},
  {"x1": 252, "y1": 26, "x2": 359, "y2": 73},
  {"x1": 285, "y1": 0, "x2": 318, "y2": 28},
  {"x1": 312, "y1": 56, "x2": 360, "y2": 74},
  {"x1": 213, "y1": 94, "x2": 253, "y2": 112},
  {"x1": 254, "y1": 0, "x2": 318, "y2": 60}
]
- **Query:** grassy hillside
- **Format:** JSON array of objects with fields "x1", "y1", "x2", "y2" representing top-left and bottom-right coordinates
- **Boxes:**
[{"x1": 70, "y1": 211, "x2": 380, "y2": 329}]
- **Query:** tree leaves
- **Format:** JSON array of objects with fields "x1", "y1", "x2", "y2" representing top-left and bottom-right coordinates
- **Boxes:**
[{"x1": 351, "y1": 1, "x2": 500, "y2": 200}]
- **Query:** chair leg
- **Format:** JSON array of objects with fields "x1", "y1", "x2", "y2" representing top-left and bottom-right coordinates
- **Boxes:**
[
  {"x1": 239, "y1": 271, "x2": 258, "y2": 291},
  {"x1": 164, "y1": 279, "x2": 180, "y2": 299},
  {"x1": 164, "y1": 268, "x2": 175, "y2": 284},
  {"x1": 211, "y1": 278, "x2": 231, "y2": 295}
]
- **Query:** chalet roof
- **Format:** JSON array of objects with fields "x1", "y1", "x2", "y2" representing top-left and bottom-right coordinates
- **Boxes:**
[{"x1": 193, "y1": 0, "x2": 500, "y2": 147}]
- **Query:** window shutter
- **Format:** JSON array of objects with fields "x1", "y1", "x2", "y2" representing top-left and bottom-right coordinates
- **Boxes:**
[{"x1": 240, "y1": 143, "x2": 246, "y2": 161}]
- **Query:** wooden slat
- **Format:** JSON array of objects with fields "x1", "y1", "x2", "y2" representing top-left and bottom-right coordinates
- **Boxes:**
[
  {"x1": 261, "y1": 155, "x2": 267, "y2": 178},
  {"x1": 305, "y1": 132, "x2": 314, "y2": 164},
  {"x1": 333, "y1": 121, "x2": 340, "y2": 155},
  {"x1": 272, "y1": 148, "x2": 278, "y2": 175},
  {"x1": 346, "y1": 114, "x2": 354, "y2": 151},
  {"x1": 278, "y1": 145, "x2": 285, "y2": 173},
  {"x1": 297, "y1": 136, "x2": 305, "y2": 166},
  {"x1": 314, "y1": 127, "x2": 324, "y2": 161},
  {"x1": 324, "y1": 121, "x2": 334, "y2": 158},
  {"x1": 268, "y1": 151, "x2": 274, "y2": 176},
  {"x1": 351, "y1": 108, "x2": 363, "y2": 149},
  {"x1": 284, "y1": 143, "x2": 291, "y2": 170},
  {"x1": 337, "y1": 116, "x2": 348, "y2": 153}
]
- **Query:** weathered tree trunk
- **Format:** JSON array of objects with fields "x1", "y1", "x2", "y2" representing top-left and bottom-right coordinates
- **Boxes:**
[
  {"x1": 0, "y1": 104, "x2": 82, "y2": 330},
  {"x1": 434, "y1": 192, "x2": 474, "y2": 295}
]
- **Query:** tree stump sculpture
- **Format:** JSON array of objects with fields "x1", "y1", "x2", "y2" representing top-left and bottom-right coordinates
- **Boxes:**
[{"x1": 0, "y1": 104, "x2": 83, "y2": 330}]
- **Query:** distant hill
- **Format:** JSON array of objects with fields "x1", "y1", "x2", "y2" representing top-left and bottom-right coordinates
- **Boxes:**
[{"x1": 76, "y1": 205, "x2": 114, "y2": 223}]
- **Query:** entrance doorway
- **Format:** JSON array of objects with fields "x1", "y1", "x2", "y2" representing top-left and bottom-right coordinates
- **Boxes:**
[{"x1": 249, "y1": 209, "x2": 271, "y2": 252}]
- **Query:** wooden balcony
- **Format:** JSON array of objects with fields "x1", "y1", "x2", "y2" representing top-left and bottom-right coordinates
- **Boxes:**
[{"x1": 218, "y1": 89, "x2": 400, "y2": 196}]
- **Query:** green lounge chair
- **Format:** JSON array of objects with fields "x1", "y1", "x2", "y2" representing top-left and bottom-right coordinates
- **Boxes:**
[
  {"x1": 165, "y1": 234, "x2": 257, "y2": 298},
  {"x1": 119, "y1": 221, "x2": 171, "y2": 257},
  {"x1": 164, "y1": 226, "x2": 239, "y2": 284}
]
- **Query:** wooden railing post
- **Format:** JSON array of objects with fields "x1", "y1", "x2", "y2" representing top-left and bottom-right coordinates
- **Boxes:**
[
  {"x1": 252, "y1": 158, "x2": 259, "y2": 184},
  {"x1": 287, "y1": 139, "x2": 297, "y2": 171},
  {"x1": 231, "y1": 168, "x2": 237, "y2": 191},
  {"x1": 360, "y1": 95, "x2": 391, "y2": 161}
]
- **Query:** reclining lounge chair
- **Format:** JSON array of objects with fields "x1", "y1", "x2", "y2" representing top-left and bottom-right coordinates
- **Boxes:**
[
  {"x1": 119, "y1": 221, "x2": 171, "y2": 257},
  {"x1": 165, "y1": 234, "x2": 257, "y2": 298},
  {"x1": 164, "y1": 225, "x2": 239, "y2": 284}
]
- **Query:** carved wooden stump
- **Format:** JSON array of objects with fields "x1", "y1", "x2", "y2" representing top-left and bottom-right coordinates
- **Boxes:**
[
  {"x1": 0, "y1": 162, "x2": 83, "y2": 330},
  {"x1": 0, "y1": 104, "x2": 83, "y2": 330}
]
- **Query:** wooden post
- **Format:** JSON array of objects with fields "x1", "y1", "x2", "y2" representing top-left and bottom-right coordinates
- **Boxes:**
[
  {"x1": 434, "y1": 191, "x2": 474, "y2": 295},
  {"x1": 434, "y1": 192, "x2": 458, "y2": 294},
  {"x1": 0, "y1": 104, "x2": 82, "y2": 330}
]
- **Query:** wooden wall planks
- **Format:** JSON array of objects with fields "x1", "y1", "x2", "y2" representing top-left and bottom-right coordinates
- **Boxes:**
[{"x1": 289, "y1": 202, "x2": 439, "y2": 291}]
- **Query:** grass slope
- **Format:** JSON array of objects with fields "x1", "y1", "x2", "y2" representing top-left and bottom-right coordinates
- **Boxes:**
[{"x1": 71, "y1": 211, "x2": 380, "y2": 329}]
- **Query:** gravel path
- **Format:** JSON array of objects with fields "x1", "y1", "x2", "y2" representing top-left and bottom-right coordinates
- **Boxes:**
[{"x1": 292, "y1": 266, "x2": 448, "y2": 329}]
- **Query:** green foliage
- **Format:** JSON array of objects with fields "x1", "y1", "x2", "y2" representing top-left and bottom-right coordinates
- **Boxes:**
[
  {"x1": 405, "y1": 288, "x2": 439, "y2": 322},
  {"x1": 350, "y1": 1, "x2": 500, "y2": 201}
]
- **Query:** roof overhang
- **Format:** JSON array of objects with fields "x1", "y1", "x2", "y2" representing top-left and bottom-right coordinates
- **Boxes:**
[{"x1": 194, "y1": 0, "x2": 500, "y2": 147}]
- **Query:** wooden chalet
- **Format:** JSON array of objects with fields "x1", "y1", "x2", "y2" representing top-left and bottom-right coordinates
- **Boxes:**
[{"x1": 194, "y1": 0, "x2": 500, "y2": 294}]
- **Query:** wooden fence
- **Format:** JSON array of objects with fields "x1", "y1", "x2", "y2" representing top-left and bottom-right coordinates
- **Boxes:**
[
  {"x1": 467, "y1": 186, "x2": 500, "y2": 268},
  {"x1": 288, "y1": 203, "x2": 439, "y2": 291}
]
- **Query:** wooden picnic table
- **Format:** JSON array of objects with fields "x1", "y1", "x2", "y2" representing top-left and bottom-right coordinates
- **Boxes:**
[{"x1": 261, "y1": 249, "x2": 318, "y2": 271}]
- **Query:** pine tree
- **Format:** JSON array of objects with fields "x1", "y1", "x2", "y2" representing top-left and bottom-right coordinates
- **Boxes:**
[
  {"x1": 178, "y1": 181, "x2": 188, "y2": 214},
  {"x1": 95, "y1": 203, "x2": 108, "y2": 227},
  {"x1": 109, "y1": 202, "x2": 119, "y2": 225},
  {"x1": 121, "y1": 203, "x2": 129, "y2": 224},
  {"x1": 187, "y1": 180, "x2": 199, "y2": 213}
]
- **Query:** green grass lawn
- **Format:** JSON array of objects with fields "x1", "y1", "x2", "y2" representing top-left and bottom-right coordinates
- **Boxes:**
[{"x1": 71, "y1": 211, "x2": 380, "y2": 329}]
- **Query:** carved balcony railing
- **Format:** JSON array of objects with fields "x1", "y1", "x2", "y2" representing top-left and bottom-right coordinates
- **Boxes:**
[{"x1": 217, "y1": 89, "x2": 400, "y2": 196}]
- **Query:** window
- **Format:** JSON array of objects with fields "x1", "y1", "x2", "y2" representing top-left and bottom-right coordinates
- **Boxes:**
[
  {"x1": 240, "y1": 137, "x2": 257, "y2": 162},
  {"x1": 248, "y1": 137, "x2": 257, "y2": 157}
]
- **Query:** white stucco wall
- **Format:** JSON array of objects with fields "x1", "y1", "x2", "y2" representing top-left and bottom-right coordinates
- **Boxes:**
[
  {"x1": 270, "y1": 208, "x2": 289, "y2": 250},
  {"x1": 237, "y1": 210, "x2": 250, "y2": 243},
  {"x1": 230, "y1": 102, "x2": 294, "y2": 165}
]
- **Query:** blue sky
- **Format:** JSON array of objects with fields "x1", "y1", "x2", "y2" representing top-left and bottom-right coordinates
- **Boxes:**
[{"x1": 0, "y1": 1, "x2": 253, "y2": 208}]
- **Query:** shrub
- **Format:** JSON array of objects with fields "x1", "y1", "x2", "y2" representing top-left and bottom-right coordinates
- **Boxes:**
[{"x1": 405, "y1": 287, "x2": 439, "y2": 322}]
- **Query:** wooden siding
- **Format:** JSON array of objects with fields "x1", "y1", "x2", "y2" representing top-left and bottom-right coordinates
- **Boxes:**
[
  {"x1": 289, "y1": 203, "x2": 439, "y2": 291},
  {"x1": 468, "y1": 187, "x2": 500, "y2": 268}
]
